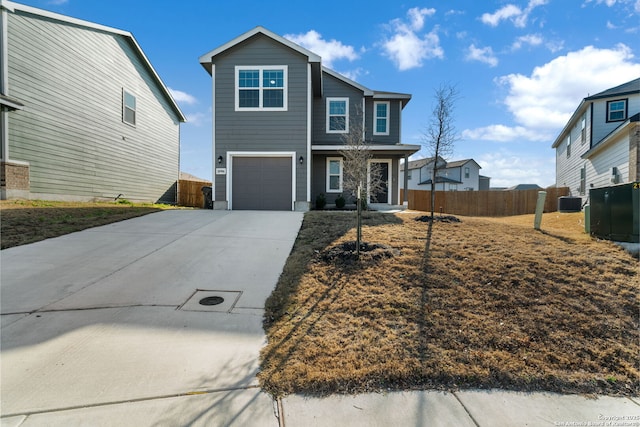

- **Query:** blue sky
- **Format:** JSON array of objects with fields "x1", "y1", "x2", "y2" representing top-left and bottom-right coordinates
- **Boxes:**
[{"x1": 18, "y1": 0, "x2": 640, "y2": 187}]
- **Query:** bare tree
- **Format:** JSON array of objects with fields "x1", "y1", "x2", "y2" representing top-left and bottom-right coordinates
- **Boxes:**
[
  {"x1": 423, "y1": 83, "x2": 460, "y2": 219},
  {"x1": 338, "y1": 106, "x2": 386, "y2": 257}
]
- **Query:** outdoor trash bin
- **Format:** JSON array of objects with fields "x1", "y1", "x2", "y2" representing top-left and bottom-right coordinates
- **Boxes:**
[{"x1": 202, "y1": 186, "x2": 213, "y2": 209}]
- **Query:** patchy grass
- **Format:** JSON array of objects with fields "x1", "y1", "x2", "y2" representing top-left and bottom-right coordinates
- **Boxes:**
[
  {"x1": 0, "y1": 199, "x2": 179, "y2": 249},
  {"x1": 259, "y1": 211, "x2": 639, "y2": 397}
]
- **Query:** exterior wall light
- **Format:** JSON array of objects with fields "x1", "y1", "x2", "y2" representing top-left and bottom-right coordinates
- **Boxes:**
[
  {"x1": 299, "y1": 156, "x2": 304, "y2": 164},
  {"x1": 217, "y1": 155, "x2": 223, "y2": 165}
]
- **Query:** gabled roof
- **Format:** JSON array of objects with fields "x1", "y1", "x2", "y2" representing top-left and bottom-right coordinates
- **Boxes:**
[
  {"x1": 582, "y1": 112, "x2": 640, "y2": 160},
  {"x1": 446, "y1": 159, "x2": 481, "y2": 169},
  {"x1": 199, "y1": 26, "x2": 322, "y2": 70},
  {"x1": 199, "y1": 26, "x2": 323, "y2": 96},
  {"x1": 585, "y1": 77, "x2": 640, "y2": 101},
  {"x1": 552, "y1": 77, "x2": 639, "y2": 148},
  {"x1": 506, "y1": 184, "x2": 543, "y2": 191},
  {"x1": 418, "y1": 176, "x2": 462, "y2": 185},
  {"x1": 1, "y1": 0, "x2": 186, "y2": 122}
]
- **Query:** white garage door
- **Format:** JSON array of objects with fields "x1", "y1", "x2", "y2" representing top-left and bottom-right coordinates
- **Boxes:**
[{"x1": 231, "y1": 157, "x2": 292, "y2": 210}]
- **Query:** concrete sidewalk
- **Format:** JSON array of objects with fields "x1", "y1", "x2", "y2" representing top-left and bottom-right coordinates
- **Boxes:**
[{"x1": 1, "y1": 210, "x2": 638, "y2": 426}]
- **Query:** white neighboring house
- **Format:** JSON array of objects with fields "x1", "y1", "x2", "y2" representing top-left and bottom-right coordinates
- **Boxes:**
[
  {"x1": 400, "y1": 157, "x2": 488, "y2": 191},
  {"x1": 552, "y1": 77, "x2": 639, "y2": 203}
]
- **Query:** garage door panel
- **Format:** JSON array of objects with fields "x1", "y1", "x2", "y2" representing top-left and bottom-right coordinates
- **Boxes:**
[{"x1": 232, "y1": 157, "x2": 292, "y2": 210}]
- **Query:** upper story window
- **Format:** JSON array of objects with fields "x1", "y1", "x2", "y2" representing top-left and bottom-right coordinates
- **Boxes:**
[
  {"x1": 327, "y1": 98, "x2": 348, "y2": 133},
  {"x1": 581, "y1": 116, "x2": 586, "y2": 144},
  {"x1": 464, "y1": 167, "x2": 470, "y2": 179},
  {"x1": 235, "y1": 66, "x2": 287, "y2": 111},
  {"x1": 566, "y1": 134, "x2": 571, "y2": 158},
  {"x1": 326, "y1": 157, "x2": 343, "y2": 192},
  {"x1": 607, "y1": 99, "x2": 627, "y2": 122},
  {"x1": 123, "y1": 90, "x2": 136, "y2": 126},
  {"x1": 374, "y1": 101, "x2": 389, "y2": 135}
]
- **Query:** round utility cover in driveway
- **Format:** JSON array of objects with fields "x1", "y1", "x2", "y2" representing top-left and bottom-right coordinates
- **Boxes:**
[{"x1": 232, "y1": 157, "x2": 293, "y2": 210}]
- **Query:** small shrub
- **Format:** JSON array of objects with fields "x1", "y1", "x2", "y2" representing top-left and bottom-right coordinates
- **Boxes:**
[
  {"x1": 315, "y1": 193, "x2": 326, "y2": 210},
  {"x1": 335, "y1": 195, "x2": 346, "y2": 209}
]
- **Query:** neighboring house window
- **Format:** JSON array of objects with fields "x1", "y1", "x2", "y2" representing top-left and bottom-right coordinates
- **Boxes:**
[
  {"x1": 581, "y1": 116, "x2": 586, "y2": 144},
  {"x1": 327, "y1": 98, "x2": 348, "y2": 133},
  {"x1": 326, "y1": 157, "x2": 343, "y2": 192},
  {"x1": 579, "y1": 166, "x2": 586, "y2": 195},
  {"x1": 123, "y1": 90, "x2": 136, "y2": 126},
  {"x1": 607, "y1": 99, "x2": 627, "y2": 122},
  {"x1": 464, "y1": 167, "x2": 470, "y2": 179},
  {"x1": 566, "y1": 134, "x2": 571, "y2": 158},
  {"x1": 449, "y1": 183, "x2": 457, "y2": 191},
  {"x1": 374, "y1": 101, "x2": 389, "y2": 135},
  {"x1": 407, "y1": 170, "x2": 412, "y2": 180},
  {"x1": 235, "y1": 66, "x2": 287, "y2": 111}
]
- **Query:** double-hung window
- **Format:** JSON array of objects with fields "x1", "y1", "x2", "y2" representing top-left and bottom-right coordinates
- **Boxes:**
[
  {"x1": 566, "y1": 134, "x2": 571, "y2": 158},
  {"x1": 464, "y1": 167, "x2": 470, "y2": 179},
  {"x1": 581, "y1": 116, "x2": 586, "y2": 144},
  {"x1": 123, "y1": 89, "x2": 136, "y2": 126},
  {"x1": 236, "y1": 66, "x2": 287, "y2": 111},
  {"x1": 374, "y1": 101, "x2": 389, "y2": 135},
  {"x1": 326, "y1": 157, "x2": 343, "y2": 192},
  {"x1": 607, "y1": 99, "x2": 627, "y2": 122},
  {"x1": 327, "y1": 98, "x2": 348, "y2": 133}
]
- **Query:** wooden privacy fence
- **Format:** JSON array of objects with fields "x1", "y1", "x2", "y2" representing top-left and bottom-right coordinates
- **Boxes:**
[
  {"x1": 178, "y1": 179, "x2": 212, "y2": 208},
  {"x1": 400, "y1": 187, "x2": 570, "y2": 217}
]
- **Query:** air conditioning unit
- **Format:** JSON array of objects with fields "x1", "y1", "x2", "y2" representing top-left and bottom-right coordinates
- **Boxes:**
[{"x1": 610, "y1": 167, "x2": 618, "y2": 184}]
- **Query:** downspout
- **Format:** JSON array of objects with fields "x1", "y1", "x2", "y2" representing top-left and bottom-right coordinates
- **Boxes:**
[
  {"x1": 403, "y1": 154, "x2": 409, "y2": 205},
  {"x1": 307, "y1": 63, "x2": 311, "y2": 208}
]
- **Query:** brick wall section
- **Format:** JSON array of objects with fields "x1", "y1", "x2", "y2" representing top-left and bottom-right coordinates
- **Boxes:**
[{"x1": 1, "y1": 161, "x2": 30, "y2": 191}]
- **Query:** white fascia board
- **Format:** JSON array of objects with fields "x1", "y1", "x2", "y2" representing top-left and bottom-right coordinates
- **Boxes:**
[
  {"x1": 199, "y1": 26, "x2": 321, "y2": 71},
  {"x1": 552, "y1": 99, "x2": 588, "y2": 148}
]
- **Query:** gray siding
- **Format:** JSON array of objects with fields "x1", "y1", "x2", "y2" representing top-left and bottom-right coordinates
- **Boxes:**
[
  {"x1": 364, "y1": 98, "x2": 401, "y2": 144},
  {"x1": 591, "y1": 95, "x2": 640, "y2": 146},
  {"x1": 213, "y1": 35, "x2": 309, "y2": 202},
  {"x1": 312, "y1": 73, "x2": 363, "y2": 145},
  {"x1": 6, "y1": 11, "x2": 181, "y2": 203}
]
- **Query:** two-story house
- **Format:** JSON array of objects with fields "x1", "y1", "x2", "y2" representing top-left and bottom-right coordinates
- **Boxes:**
[
  {"x1": 552, "y1": 77, "x2": 639, "y2": 203},
  {"x1": 0, "y1": 1, "x2": 185, "y2": 202},
  {"x1": 400, "y1": 157, "x2": 487, "y2": 191},
  {"x1": 199, "y1": 26, "x2": 420, "y2": 211}
]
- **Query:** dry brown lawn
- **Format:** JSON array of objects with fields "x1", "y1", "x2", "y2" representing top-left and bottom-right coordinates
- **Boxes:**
[
  {"x1": 0, "y1": 199, "x2": 176, "y2": 249},
  {"x1": 259, "y1": 211, "x2": 639, "y2": 397}
]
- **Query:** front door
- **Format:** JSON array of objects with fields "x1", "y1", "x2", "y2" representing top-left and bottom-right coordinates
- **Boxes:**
[{"x1": 369, "y1": 161, "x2": 390, "y2": 204}]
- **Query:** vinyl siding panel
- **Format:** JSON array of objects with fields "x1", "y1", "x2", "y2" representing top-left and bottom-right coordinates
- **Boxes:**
[
  {"x1": 6, "y1": 11, "x2": 180, "y2": 202},
  {"x1": 591, "y1": 95, "x2": 640, "y2": 145},
  {"x1": 312, "y1": 73, "x2": 363, "y2": 145},
  {"x1": 364, "y1": 98, "x2": 401, "y2": 144},
  {"x1": 586, "y1": 134, "x2": 630, "y2": 189},
  {"x1": 212, "y1": 35, "x2": 308, "y2": 202}
]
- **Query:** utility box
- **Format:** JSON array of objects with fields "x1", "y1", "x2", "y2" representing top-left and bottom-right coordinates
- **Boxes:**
[
  {"x1": 589, "y1": 182, "x2": 639, "y2": 243},
  {"x1": 558, "y1": 196, "x2": 582, "y2": 212}
]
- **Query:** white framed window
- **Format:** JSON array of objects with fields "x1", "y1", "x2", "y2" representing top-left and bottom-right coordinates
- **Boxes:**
[
  {"x1": 373, "y1": 101, "x2": 389, "y2": 135},
  {"x1": 235, "y1": 66, "x2": 287, "y2": 111},
  {"x1": 326, "y1": 98, "x2": 348, "y2": 133},
  {"x1": 581, "y1": 115, "x2": 586, "y2": 144},
  {"x1": 326, "y1": 157, "x2": 343, "y2": 192},
  {"x1": 607, "y1": 99, "x2": 627, "y2": 122},
  {"x1": 123, "y1": 89, "x2": 136, "y2": 126},
  {"x1": 566, "y1": 134, "x2": 571, "y2": 158}
]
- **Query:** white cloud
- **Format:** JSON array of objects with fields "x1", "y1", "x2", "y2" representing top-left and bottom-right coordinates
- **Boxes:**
[
  {"x1": 168, "y1": 88, "x2": 197, "y2": 105},
  {"x1": 463, "y1": 43, "x2": 640, "y2": 144},
  {"x1": 466, "y1": 44, "x2": 498, "y2": 67},
  {"x1": 284, "y1": 30, "x2": 358, "y2": 69},
  {"x1": 481, "y1": 0, "x2": 548, "y2": 28},
  {"x1": 381, "y1": 8, "x2": 443, "y2": 70},
  {"x1": 462, "y1": 125, "x2": 551, "y2": 142},
  {"x1": 184, "y1": 112, "x2": 208, "y2": 126},
  {"x1": 512, "y1": 34, "x2": 543, "y2": 50},
  {"x1": 478, "y1": 151, "x2": 555, "y2": 187}
]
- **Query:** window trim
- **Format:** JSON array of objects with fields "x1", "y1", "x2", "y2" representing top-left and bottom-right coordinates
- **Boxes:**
[
  {"x1": 566, "y1": 134, "x2": 571, "y2": 158},
  {"x1": 606, "y1": 98, "x2": 627, "y2": 123},
  {"x1": 580, "y1": 115, "x2": 586, "y2": 144},
  {"x1": 373, "y1": 101, "x2": 390, "y2": 135},
  {"x1": 122, "y1": 89, "x2": 136, "y2": 127},
  {"x1": 326, "y1": 97, "x2": 349, "y2": 134},
  {"x1": 326, "y1": 157, "x2": 343, "y2": 193},
  {"x1": 235, "y1": 65, "x2": 288, "y2": 111}
]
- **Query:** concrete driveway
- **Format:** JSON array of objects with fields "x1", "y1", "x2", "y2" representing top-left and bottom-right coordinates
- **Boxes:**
[{"x1": 1, "y1": 210, "x2": 303, "y2": 426}]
